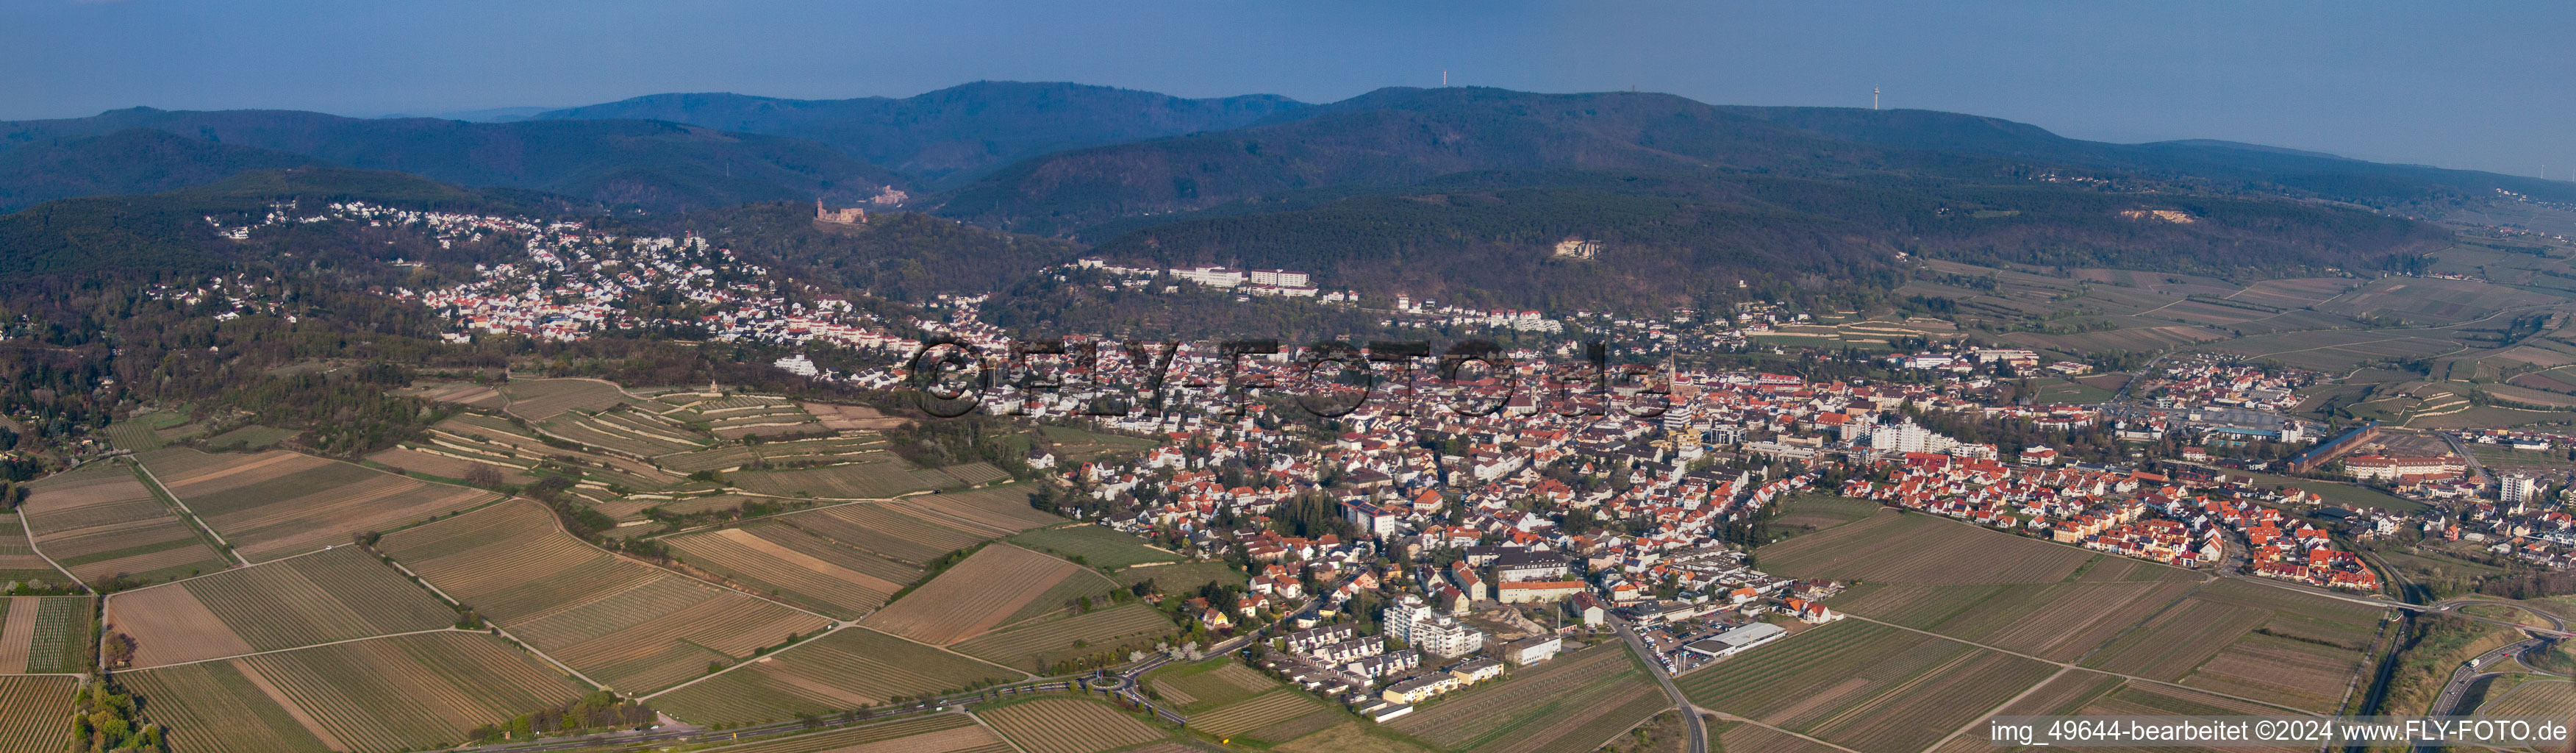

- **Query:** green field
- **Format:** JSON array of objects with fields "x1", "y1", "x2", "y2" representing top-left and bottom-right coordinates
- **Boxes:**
[
  {"x1": 1037, "y1": 426, "x2": 1159, "y2": 462},
  {"x1": 1142, "y1": 657, "x2": 1281, "y2": 711},
  {"x1": 1113, "y1": 561, "x2": 1241, "y2": 595},
  {"x1": 2229, "y1": 471, "x2": 2425, "y2": 511},
  {"x1": 2025, "y1": 377, "x2": 2114, "y2": 405},
  {"x1": 198, "y1": 425, "x2": 300, "y2": 451},
  {"x1": 1008, "y1": 525, "x2": 1181, "y2": 569}
]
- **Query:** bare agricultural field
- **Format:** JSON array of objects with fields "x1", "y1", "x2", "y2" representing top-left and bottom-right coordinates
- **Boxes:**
[
  {"x1": 18, "y1": 463, "x2": 226, "y2": 587},
  {"x1": 122, "y1": 631, "x2": 587, "y2": 753},
  {"x1": 2483, "y1": 678, "x2": 2576, "y2": 717},
  {"x1": 1189, "y1": 688, "x2": 1328, "y2": 738},
  {"x1": 1678, "y1": 620, "x2": 2056, "y2": 753},
  {"x1": 399, "y1": 381, "x2": 508, "y2": 410},
  {"x1": 1925, "y1": 671, "x2": 2126, "y2": 753},
  {"x1": 952, "y1": 602, "x2": 1178, "y2": 672},
  {"x1": 896, "y1": 486, "x2": 1065, "y2": 536},
  {"x1": 1390, "y1": 643, "x2": 1652, "y2": 751},
  {"x1": 664, "y1": 526, "x2": 912, "y2": 618},
  {"x1": 1007, "y1": 524, "x2": 1181, "y2": 569},
  {"x1": 362, "y1": 447, "x2": 537, "y2": 485},
  {"x1": 0, "y1": 596, "x2": 93, "y2": 674},
  {"x1": 862, "y1": 544, "x2": 1092, "y2": 645},
  {"x1": 1716, "y1": 724, "x2": 1842, "y2": 753},
  {"x1": 2178, "y1": 632, "x2": 2365, "y2": 713},
  {"x1": 706, "y1": 715, "x2": 1006, "y2": 753},
  {"x1": 1755, "y1": 512, "x2": 2090, "y2": 585},
  {"x1": 0, "y1": 677, "x2": 77, "y2": 751},
  {"x1": 733, "y1": 460, "x2": 957, "y2": 499},
  {"x1": 106, "y1": 546, "x2": 455, "y2": 668},
  {"x1": 2081, "y1": 599, "x2": 2272, "y2": 682},
  {"x1": 378, "y1": 499, "x2": 830, "y2": 691},
  {"x1": 648, "y1": 627, "x2": 1019, "y2": 726},
  {"x1": 802, "y1": 402, "x2": 912, "y2": 432},
  {"x1": 0, "y1": 515, "x2": 71, "y2": 591},
  {"x1": 1828, "y1": 579, "x2": 2201, "y2": 663},
  {"x1": 779, "y1": 502, "x2": 991, "y2": 565},
  {"x1": 979, "y1": 696, "x2": 1165, "y2": 753},
  {"x1": 502, "y1": 378, "x2": 632, "y2": 421},
  {"x1": 140, "y1": 448, "x2": 500, "y2": 563}
]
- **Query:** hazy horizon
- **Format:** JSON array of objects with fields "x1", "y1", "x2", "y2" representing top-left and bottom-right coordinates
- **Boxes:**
[{"x1": 6, "y1": 0, "x2": 2572, "y2": 179}]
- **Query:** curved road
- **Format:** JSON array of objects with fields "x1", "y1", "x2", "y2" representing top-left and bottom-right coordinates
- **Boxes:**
[{"x1": 1610, "y1": 616, "x2": 1706, "y2": 753}]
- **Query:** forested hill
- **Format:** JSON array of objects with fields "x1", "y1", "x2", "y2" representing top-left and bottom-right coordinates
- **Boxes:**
[
  {"x1": 662, "y1": 202, "x2": 1086, "y2": 302},
  {"x1": 0, "y1": 108, "x2": 903, "y2": 213},
  {"x1": 1075, "y1": 169, "x2": 2447, "y2": 313},
  {"x1": 534, "y1": 81, "x2": 1309, "y2": 189},
  {"x1": 0, "y1": 167, "x2": 540, "y2": 282},
  {"x1": 930, "y1": 87, "x2": 1983, "y2": 237},
  {"x1": 1715, "y1": 105, "x2": 2576, "y2": 209}
]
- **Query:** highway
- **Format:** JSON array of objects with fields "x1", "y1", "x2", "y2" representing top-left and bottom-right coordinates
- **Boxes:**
[
  {"x1": 2417, "y1": 636, "x2": 2554, "y2": 753},
  {"x1": 1609, "y1": 615, "x2": 1706, "y2": 753}
]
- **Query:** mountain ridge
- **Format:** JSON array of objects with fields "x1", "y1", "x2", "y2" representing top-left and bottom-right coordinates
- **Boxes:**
[{"x1": 532, "y1": 81, "x2": 1307, "y2": 188}]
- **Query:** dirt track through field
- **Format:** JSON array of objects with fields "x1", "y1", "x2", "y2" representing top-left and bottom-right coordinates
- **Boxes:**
[{"x1": 0, "y1": 598, "x2": 35, "y2": 673}]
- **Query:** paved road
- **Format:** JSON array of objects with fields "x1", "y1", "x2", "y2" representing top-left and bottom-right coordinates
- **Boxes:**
[
  {"x1": 2441, "y1": 432, "x2": 2492, "y2": 487},
  {"x1": 1609, "y1": 616, "x2": 1706, "y2": 753},
  {"x1": 2418, "y1": 637, "x2": 2550, "y2": 752}
]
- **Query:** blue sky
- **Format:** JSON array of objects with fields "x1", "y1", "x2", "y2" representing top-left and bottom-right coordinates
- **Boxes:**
[{"x1": 4, "y1": 0, "x2": 2570, "y2": 177}]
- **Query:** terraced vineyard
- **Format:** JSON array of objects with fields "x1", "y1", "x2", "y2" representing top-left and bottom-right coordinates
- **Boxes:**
[
  {"x1": 139, "y1": 448, "x2": 499, "y2": 563},
  {"x1": 540, "y1": 407, "x2": 712, "y2": 459},
  {"x1": 951, "y1": 602, "x2": 1177, "y2": 671},
  {"x1": 378, "y1": 499, "x2": 830, "y2": 691},
  {"x1": 691, "y1": 395, "x2": 825, "y2": 439},
  {"x1": 121, "y1": 632, "x2": 587, "y2": 753},
  {"x1": 648, "y1": 627, "x2": 1019, "y2": 725},
  {"x1": 978, "y1": 697, "x2": 1164, "y2": 753},
  {"x1": 106, "y1": 546, "x2": 455, "y2": 668},
  {"x1": 17, "y1": 463, "x2": 227, "y2": 587},
  {"x1": 0, "y1": 596, "x2": 95, "y2": 674}
]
